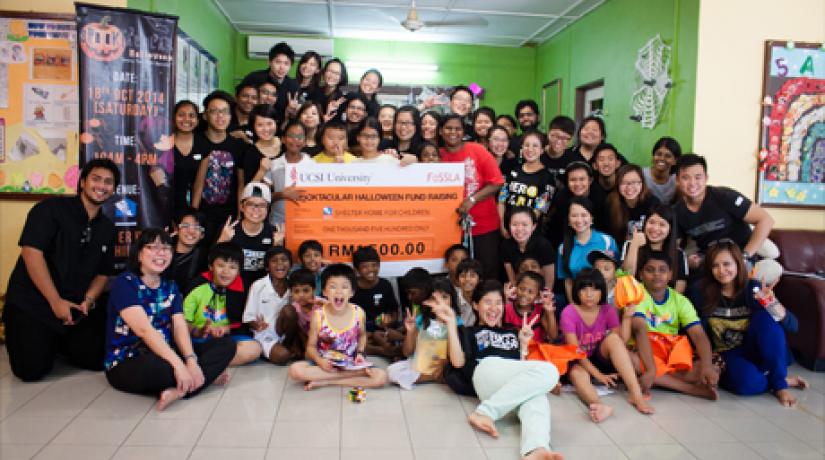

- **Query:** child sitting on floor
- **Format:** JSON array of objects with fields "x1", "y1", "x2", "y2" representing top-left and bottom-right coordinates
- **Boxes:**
[
  {"x1": 350, "y1": 246, "x2": 403, "y2": 359},
  {"x1": 631, "y1": 251, "x2": 719, "y2": 400},
  {"x1": 292, "y1": 239, "x2": 325, "y2": 295},
  {"x1": 455, "y1": 258, "x2": 482, "y2": 326},
  {"x1": 389, "y1": 275, "x2": 463, "y2": 389},
  {"x1": 242, "y1": 246, "x2": 292, "y2": 365},
  {"x1": 443, "y1": 243, "x2": 469, "y2": 287},
  {"x1": 503, "y1": 271, "x2": 558, "y2": 343},
  {"x1": 288, "y1": 263, "x2": 388, "y2": 390},
  {"x1": 562, "y1": 268, "x2": 655, "y2": 422},
  {"x1": 184, "y1": 243, "x2": 262, "y2": 366},
  {"x1": 275, "y1": 268, "x2": 324, "y2": 359}
]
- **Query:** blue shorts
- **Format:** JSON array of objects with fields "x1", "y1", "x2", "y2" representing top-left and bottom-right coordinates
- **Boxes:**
[{"x1": 231, "y1": 334, "x2": 255, "y2": 343}]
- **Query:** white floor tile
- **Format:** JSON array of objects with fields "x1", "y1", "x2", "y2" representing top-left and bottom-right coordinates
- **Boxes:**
[
  {"x1": 265, "y1": 447, "x2": 339, "y2": 460},
  {"x1": 711, "y1": 416, "x2": 797, "y2": 443},
  {"x1": 407, "y1": 420, "x2": 480, "y2": 448},
  {"x1": 51, "y1": 417, "x2": 139, "y2": 445},
  {"x1": 415, "y1": 446, "x2": 490, "y2": 460},
  {"x1": 748, "y1": 441, "x2": 825, "y2": 460},
  {"x1": 123, "y1": 418, "x2": 207, "y2": 446},
  {"x1": 211, "y1": 397, "x2": 279, "y2": 421},
  {"x1": 601, "y1": 415, "x2": 676, "y2": 445},
  {"x1": 654, "y1": 416, "x2": 734, "y2": 444},
  {"x1": 32, "y1": 444, "x2": 118, "y2": 460},
  {"x1": 620, "y1": 444, "x2": 696, "y2": 460},
  {"x1": 0, "y1": 444, "x2": 45, "y2": 460},
  {"x1": 0, "y1": 416, "x2": 73, "y2": 444},
  {"x1": 189, "y1": 446, "x2": 266, "y2": 460},
  {"x1": 198, "y1": 419, "x2": 274, "y2": 448},
  {"x1": 341, "y1": 419, "x2": 410, "y2": 449},
  {"x1": 550, "y1": 420, "x2": 614, "y2": 446},
  {"x1": 276, "y1": 396, "x2": 340, "y2": 421},
  {"x1": 555, "y1": 444, "x2": 630, "y2": 460},
  {"x1": 112, "y1": 445, "x2": 193, "y2": 460},
  {"x1": 340, "y1": 447, "x2": 414, "y2": 460},
  {"x1": 682, "y1": 441, "x2": 763, "y2": 460},
  {"x1": 269, "y1": 419, "x2": 339, "y2": 448},
  {"x1": 78, "y1": 388, "x2": 153, "y2": 419}
]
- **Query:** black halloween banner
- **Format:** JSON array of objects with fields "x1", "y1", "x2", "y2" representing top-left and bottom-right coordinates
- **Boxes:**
[{"x1": 76, "y1": 4, "x2": 177, "y2": 266}]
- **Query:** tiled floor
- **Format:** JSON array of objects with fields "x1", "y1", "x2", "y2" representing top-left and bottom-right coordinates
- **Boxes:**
[{"x1": 0, "y1": 345, "x2": 822, "y2": 460}]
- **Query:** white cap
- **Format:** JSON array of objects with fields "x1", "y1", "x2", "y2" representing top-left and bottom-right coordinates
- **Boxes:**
[{"x1": 242, "y1": 182, "x2": 271, "y2": 203}]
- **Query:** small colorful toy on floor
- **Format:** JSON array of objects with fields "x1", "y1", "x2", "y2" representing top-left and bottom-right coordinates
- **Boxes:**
[{"x1": 348, "y1": 386, "x2": 366, "y2": 403}]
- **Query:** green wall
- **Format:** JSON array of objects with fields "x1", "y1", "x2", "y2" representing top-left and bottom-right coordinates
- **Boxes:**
[
  {"x1": 535, "y1": 0, "x2": 698, "y2": 164},
  {"x1": 128, "y1": 0, "x2": 237, "y2": 92},
  {"x1": 235, "y1": 37, "x2": 536, "y2": 118}
]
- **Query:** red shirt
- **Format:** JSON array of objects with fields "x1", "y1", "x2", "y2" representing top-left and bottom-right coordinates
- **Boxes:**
[{"x1": 439, "y1": 142, "x2": 504, "y2": 236}]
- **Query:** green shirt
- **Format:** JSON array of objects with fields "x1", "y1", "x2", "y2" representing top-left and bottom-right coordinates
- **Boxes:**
[
  {"x1": 183, "y1": 283, "x2": 230, "y2": 329},
  {"x1": 634, "y1": 287, "x2": 700, "y2": 336}
]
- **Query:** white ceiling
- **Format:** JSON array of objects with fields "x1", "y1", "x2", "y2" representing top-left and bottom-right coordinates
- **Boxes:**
[{"x1": 214, "y1": 0, "x2": 606, "y2": 47}]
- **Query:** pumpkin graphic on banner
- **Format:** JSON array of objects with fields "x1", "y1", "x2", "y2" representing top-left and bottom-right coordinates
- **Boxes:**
[{"x1": 79, "y1": 16, "x2": 125, "y2": 62}]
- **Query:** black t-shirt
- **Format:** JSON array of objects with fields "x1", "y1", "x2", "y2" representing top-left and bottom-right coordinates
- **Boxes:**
[
  {"x1": 241, "y1": 143, "x2": 279, "y2": 185},
  {"x1": 541, "y1": 150, "x2": 578, "y2": 190},
  {"x1": 499, "y1": 155, "x2": 519, "y2": 177},
  {"x1": 243, "y1": 70, "x2": 300, "y2": 121},
  {"x1": 448, "y1": 325, "x2": 522, "y2": 387},
  {"x1": 172, "y1": 142, "x2": 203, "y2": 218},
  {"x1": 192, "y1": 134, "x2": 245, "y2": 215},
  {"x1": 544, "y1": 185, "x2": 608, "y2": 248},
  {"x1": 164, "y1": 245, "x2": 207, "y2": 296},
  {"x1": 612, "y1": 194, "x2": 661, "y2": 245},
  {"x1": 230, "y1": 221, "x2": 276, "y2": 289},
  {"x1": 500, "y1": 166, "x2": 554, "y2": 214},
  {"x1": 350, "y1": 278, "x2": 400, "y2": 332},
  {"x1": 500, "y1": 234, "x2": 557, "y2": 269},
  {"x1": 5, "y1": 196, "x2": 116, "y2": 330},
  {"x1": 673, "y1": 186, "x2": 752, "y2": 251}
]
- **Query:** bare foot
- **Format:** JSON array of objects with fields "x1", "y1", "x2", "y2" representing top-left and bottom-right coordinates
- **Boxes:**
[
  {"x1": 468, "y1": 411, "x2": 499, "y2": 438},
  {"x1": 629, "y1": 394, "x2": 656, "y2": 415},
  {"x1": 156, "y1": 388, "x2": 184, "y2": 411},
  {"x1": 776, "y1": 389, "x2": 798, "y2": 407},
  {"x1": 589, "y1": 402, "x2": 614, "y2": 423},
  {"x1": 214, "y1": 370, "x2": 231, "y2": 386},
  {"x1": 787, "y1": 375, "x2": 808, "y2": 390},
  {"x1": 523, "y1": 447, "x2": 565, "y2": 460},
  {"x1": 686, "y1": 383, "x2": 719, "y2": 401},
  {"x1": 550, "y1": 383, "x2": 562, "y2": 396}
]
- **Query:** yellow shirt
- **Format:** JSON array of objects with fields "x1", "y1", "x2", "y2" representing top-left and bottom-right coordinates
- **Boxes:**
[{"x1": 313, "y1": 151, "x2": 356, "y2": 163}]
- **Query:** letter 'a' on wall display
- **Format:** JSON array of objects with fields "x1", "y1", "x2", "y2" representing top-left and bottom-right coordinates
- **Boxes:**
[
  {"x1": 757, "y1": 40, "x2": 825, "y2": 209},
  {"x1": 0, "y1": 11, "x2": 79, "y2": 198},
  {"x1": 284, "y1": 163, "x2": 465, "y2": 277},
  {"x1": 76, "y1": 3, "x2": 178, "y2": 267}
]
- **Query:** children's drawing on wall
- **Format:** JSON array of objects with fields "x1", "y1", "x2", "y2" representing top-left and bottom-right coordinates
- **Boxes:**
[{"x1": 758, "y1": 40, "x2": 825, "y2": 208}]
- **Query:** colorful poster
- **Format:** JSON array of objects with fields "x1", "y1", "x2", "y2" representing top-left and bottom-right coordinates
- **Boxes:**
[
  {"x1": 77, "y1": 4, "x2": 178, "y2": 264},
  {"x1": 757, "y1": 41, "x2": 825, "y2": 208},
  {"x1": 0, "y1": 15, "x2": 77, "y2": 195},
  {"x1": 284, "y1": 163, "x2": 464, "y2": 276}
]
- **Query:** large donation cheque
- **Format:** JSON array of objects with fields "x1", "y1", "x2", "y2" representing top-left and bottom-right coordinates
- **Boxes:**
[{"x1": 284, "y1": 163, "x2": 465, "y2": 276}]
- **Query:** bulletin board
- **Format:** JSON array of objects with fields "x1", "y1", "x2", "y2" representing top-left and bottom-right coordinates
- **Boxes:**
[
  {"x1": 0, "y1": 11, "x2": 78, "y2": 198},
  {"x1": 757, "y1": 40, "x2": 825, "y2": 209},
  {"x1": 175, "y1": 29, "x2": 217, "y2": 110}
]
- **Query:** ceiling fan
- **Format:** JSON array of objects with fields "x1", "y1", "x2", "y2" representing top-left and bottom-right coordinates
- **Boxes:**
[{"x1": 398, "y1": 0, "x2": 488, "y2": 32}]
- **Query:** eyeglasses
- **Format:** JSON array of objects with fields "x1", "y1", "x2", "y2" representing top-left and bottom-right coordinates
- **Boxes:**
[
  {"x1": 178, "y1": 223, "x2": 204, "y2": 232},
  {"x1": 80, "y1": 224, "x2": 91, "y2": 245},
  {"x1": 145, "y1": 243, "x2": 173, "y2": 253},
  {"x1": 244, "y1": 202, "x2": 269, "y2": 210},
  {"x1": 619, "y1": 180, "x2": 643, "y2": 187},
  {"x1": 397, "y1": 121, "x2": 415, "y2": 127},
  {"x1": 707, "y1": 238, "x2": 737, "y2": 248},
  {"x1": 207, "y1": 108, "x2": 231, "y2": 116}
]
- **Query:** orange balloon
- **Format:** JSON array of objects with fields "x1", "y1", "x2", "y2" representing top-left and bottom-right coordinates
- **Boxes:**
[
  {"x1": 88, "y1": 118, "x2": 101, "y2": 128},
  {"x1": 79, "y1": 132, "x2": 94, "y2": 144}
]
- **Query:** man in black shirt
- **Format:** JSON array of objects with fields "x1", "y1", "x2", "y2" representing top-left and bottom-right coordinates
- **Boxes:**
[
  {"x1": 3, "y1": 159, "x2": 119, "y2": 381},
  {"x1": 510, "y1": 100, "x2": 542, "y2": 154},
  {"x1": 541, "y1": 115, "x2": 577, "y2": 189},
  {"x1": 673, "y1": 154, "x2": 775, "y2": 270},
  {"x1": 243, "y1": 42, "x2": 300, "y2": 122}
]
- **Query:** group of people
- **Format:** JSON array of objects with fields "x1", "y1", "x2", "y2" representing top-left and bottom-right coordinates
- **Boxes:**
[{"x1": 1, "y1": 40, "x2": 808, "y2": 460}]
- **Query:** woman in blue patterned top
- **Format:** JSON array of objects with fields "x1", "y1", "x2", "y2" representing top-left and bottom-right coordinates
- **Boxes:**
[{"x1": 104, "y1": 228, "x2": 235, "y2": 411}]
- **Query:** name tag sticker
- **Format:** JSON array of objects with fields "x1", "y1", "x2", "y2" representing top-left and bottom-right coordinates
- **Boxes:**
[
  {"x1": 193, "y1": 154, "x2": 202, "y2": 160},
  {"x1": 262, "y1": 238, "x2": 272, "y2": 244},
  {"x1": 735, "y1": 196, "x2": 744, "y2": 206}
]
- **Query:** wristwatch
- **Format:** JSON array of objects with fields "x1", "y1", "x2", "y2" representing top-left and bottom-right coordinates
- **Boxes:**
[
  {"x1": 468, "y1": 195, "x2": 476, "y2": 204},
  {"x1": 184, "y1": 354, "x2": 198, "y2": 363}
]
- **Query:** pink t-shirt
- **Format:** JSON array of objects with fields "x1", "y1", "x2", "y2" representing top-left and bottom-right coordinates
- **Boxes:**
[{"x1": 559, "y1": 304, "x2": 620, "y2": 357}]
